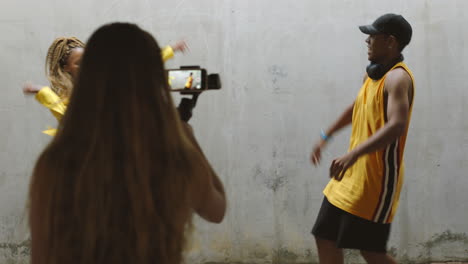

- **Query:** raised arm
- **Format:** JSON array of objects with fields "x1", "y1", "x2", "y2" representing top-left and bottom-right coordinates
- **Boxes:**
[{"x1": 161, "y1": 40, "x2": 188, "y2": 62}]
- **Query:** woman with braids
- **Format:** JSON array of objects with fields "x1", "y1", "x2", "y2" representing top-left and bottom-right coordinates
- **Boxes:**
[
  {"x1": 24, "y1": 36, "x2": 188, "y2": 135},
  {"x1": 29, "y1": 22, "x2": 226, "y2": 264}
]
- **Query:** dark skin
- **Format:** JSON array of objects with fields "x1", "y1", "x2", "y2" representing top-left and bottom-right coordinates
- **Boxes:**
[
  {"x1": 63, "y1": 47, "x2": 84, "y2": 79},
  {"x1": 311, "y1": 34, "x2": 413, "y2": 181},
  {"x1": 311, "y1": 33, "x2": 413, "y2": 264}
]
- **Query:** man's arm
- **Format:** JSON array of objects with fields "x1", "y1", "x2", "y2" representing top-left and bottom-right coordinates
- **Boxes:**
[
  {"x1": 326, "y1": 72, "x2": 369, "y2": 138},
  {"x1": 351, "y1": 68, "x2": 411, "y2": 156},
  {"x1": 311, "y1": 102, "x2": 354, "y2": 165},
  {"x1": 323, "y1": 102, "x2": 355, "y2": 138},
  {"x1": 329, "y1": 68, "x2": 412, "y2": 179},
  {"x1": 311, "y1": 73, "x2": 368, "y2": 166}
]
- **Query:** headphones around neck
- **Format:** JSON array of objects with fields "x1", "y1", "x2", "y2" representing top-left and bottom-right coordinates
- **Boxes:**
[{"x1": 366, "y1": 54, "x2": 404, "y2": 80}]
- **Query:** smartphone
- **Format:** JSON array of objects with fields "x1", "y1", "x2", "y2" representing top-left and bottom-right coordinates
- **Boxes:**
[{"x1": 167, "y1": 68, "x2": 207, "y2": 92}]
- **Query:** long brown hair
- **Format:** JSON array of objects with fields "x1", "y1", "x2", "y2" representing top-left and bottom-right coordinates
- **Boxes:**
[
  {"x1": 45, "y1": 37, "x2": 84, "y2": 98},
  {"x1": 29, "y1": 23, "x2": 201, "y2": 264}
]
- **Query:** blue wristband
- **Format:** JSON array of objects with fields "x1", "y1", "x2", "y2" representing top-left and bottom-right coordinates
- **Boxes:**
[{"x1": 320, "y1": 129, "x2": 331, "y2": 141}]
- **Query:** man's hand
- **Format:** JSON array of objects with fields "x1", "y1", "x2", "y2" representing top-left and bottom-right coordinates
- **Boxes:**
[
  {"x1": 329, "y1": 151, "x2": 358, "y2": 180},
  {"x1": 172, "y1": 40, "x2": 189, "y2": 53},
  {"x1": 310, "y1": 102, "x2": 355, "y2": 167},
  {"x1": 311, "y1": 139, "x2": 327, "y2": 166}
]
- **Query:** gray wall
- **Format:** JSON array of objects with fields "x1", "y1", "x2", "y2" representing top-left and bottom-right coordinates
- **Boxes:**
[{"x1": 1, "y1": 0, "x2": 467, "y2": 263}]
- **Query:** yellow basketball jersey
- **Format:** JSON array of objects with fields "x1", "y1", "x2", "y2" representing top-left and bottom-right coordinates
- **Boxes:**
[{"x1": 323, "y1": 62, "x2": 415, "y2": 223}]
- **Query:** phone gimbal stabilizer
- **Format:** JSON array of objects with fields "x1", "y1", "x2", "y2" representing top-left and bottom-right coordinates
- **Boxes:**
[{"x1": 174, "y1": 66, "x2": 221, "y2": 122}]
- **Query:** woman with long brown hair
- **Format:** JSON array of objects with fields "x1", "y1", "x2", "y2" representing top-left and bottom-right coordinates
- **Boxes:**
[
  {"x1": 24, "y1": 36, "x2": 188, "y2": 135},
  {"x1": 29, "y1": 22, "x2": 226, "y2": 264}
]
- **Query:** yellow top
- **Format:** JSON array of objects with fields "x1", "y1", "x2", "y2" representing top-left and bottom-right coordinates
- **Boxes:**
[
  {"x1": 323, "y1": 62, "x2": 415, "y2": 223},
  {"x1": 185, "y1": 75, "x2": 193, "y2": 89},
  {"x1": 161, "y1": 45, "x2": 174, "y2": 61},
  {"x1": 35, "y1": 46, "x2": 175, "y2": 136},
  {"x1": 35, "y1": 87, "x2": 69, "y2": 136}
]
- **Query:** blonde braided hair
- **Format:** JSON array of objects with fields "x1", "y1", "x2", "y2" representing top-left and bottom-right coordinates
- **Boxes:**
[{"x1": 45, "y1": 37, "x2": 84, "y2": 98}]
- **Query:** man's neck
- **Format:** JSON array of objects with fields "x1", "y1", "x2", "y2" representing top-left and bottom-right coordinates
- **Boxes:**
[{"x1": 375, "y1": 53, "x2": 402, "y2": 66}]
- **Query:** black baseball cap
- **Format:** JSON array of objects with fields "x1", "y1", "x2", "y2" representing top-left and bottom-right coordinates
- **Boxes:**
[{"x1": 359, "y1": 13, "x2": 412, "y2": 46}]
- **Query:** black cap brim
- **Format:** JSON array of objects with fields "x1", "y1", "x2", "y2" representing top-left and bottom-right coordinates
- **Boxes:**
[{"x1": 359, "y1": 25, "x2": 381, "y2": 35}]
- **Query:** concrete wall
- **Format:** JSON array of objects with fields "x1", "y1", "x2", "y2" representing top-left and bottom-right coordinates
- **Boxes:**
[{"x1": 1, "y1": 0, "x2": 467, "y2": 263}]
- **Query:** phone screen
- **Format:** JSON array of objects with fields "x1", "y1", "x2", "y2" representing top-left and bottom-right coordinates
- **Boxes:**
[{"x1": 168, "y1": 69, "x2": 204, "y2": 91}]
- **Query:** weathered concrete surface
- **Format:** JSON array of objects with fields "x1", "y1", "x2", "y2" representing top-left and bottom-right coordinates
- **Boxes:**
[{"x1": 1, "y1": 0, "x2": 468, "y2": 263}]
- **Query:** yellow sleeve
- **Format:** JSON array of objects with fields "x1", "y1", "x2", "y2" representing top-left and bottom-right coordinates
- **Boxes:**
[
  {"x1": 161, "y1": 46, "x2": 174, "y2": 62},
  {"x1": 35, "y1": 86, "x2": 67, "y2": 121},
  {"x1": 42, "y1": 128, "x2": 57, "y2": 136}
]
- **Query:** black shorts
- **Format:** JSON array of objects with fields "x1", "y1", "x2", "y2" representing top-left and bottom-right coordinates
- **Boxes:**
[{"x1": 311, "y1": 197, "x2": 391, "y2": 253}]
